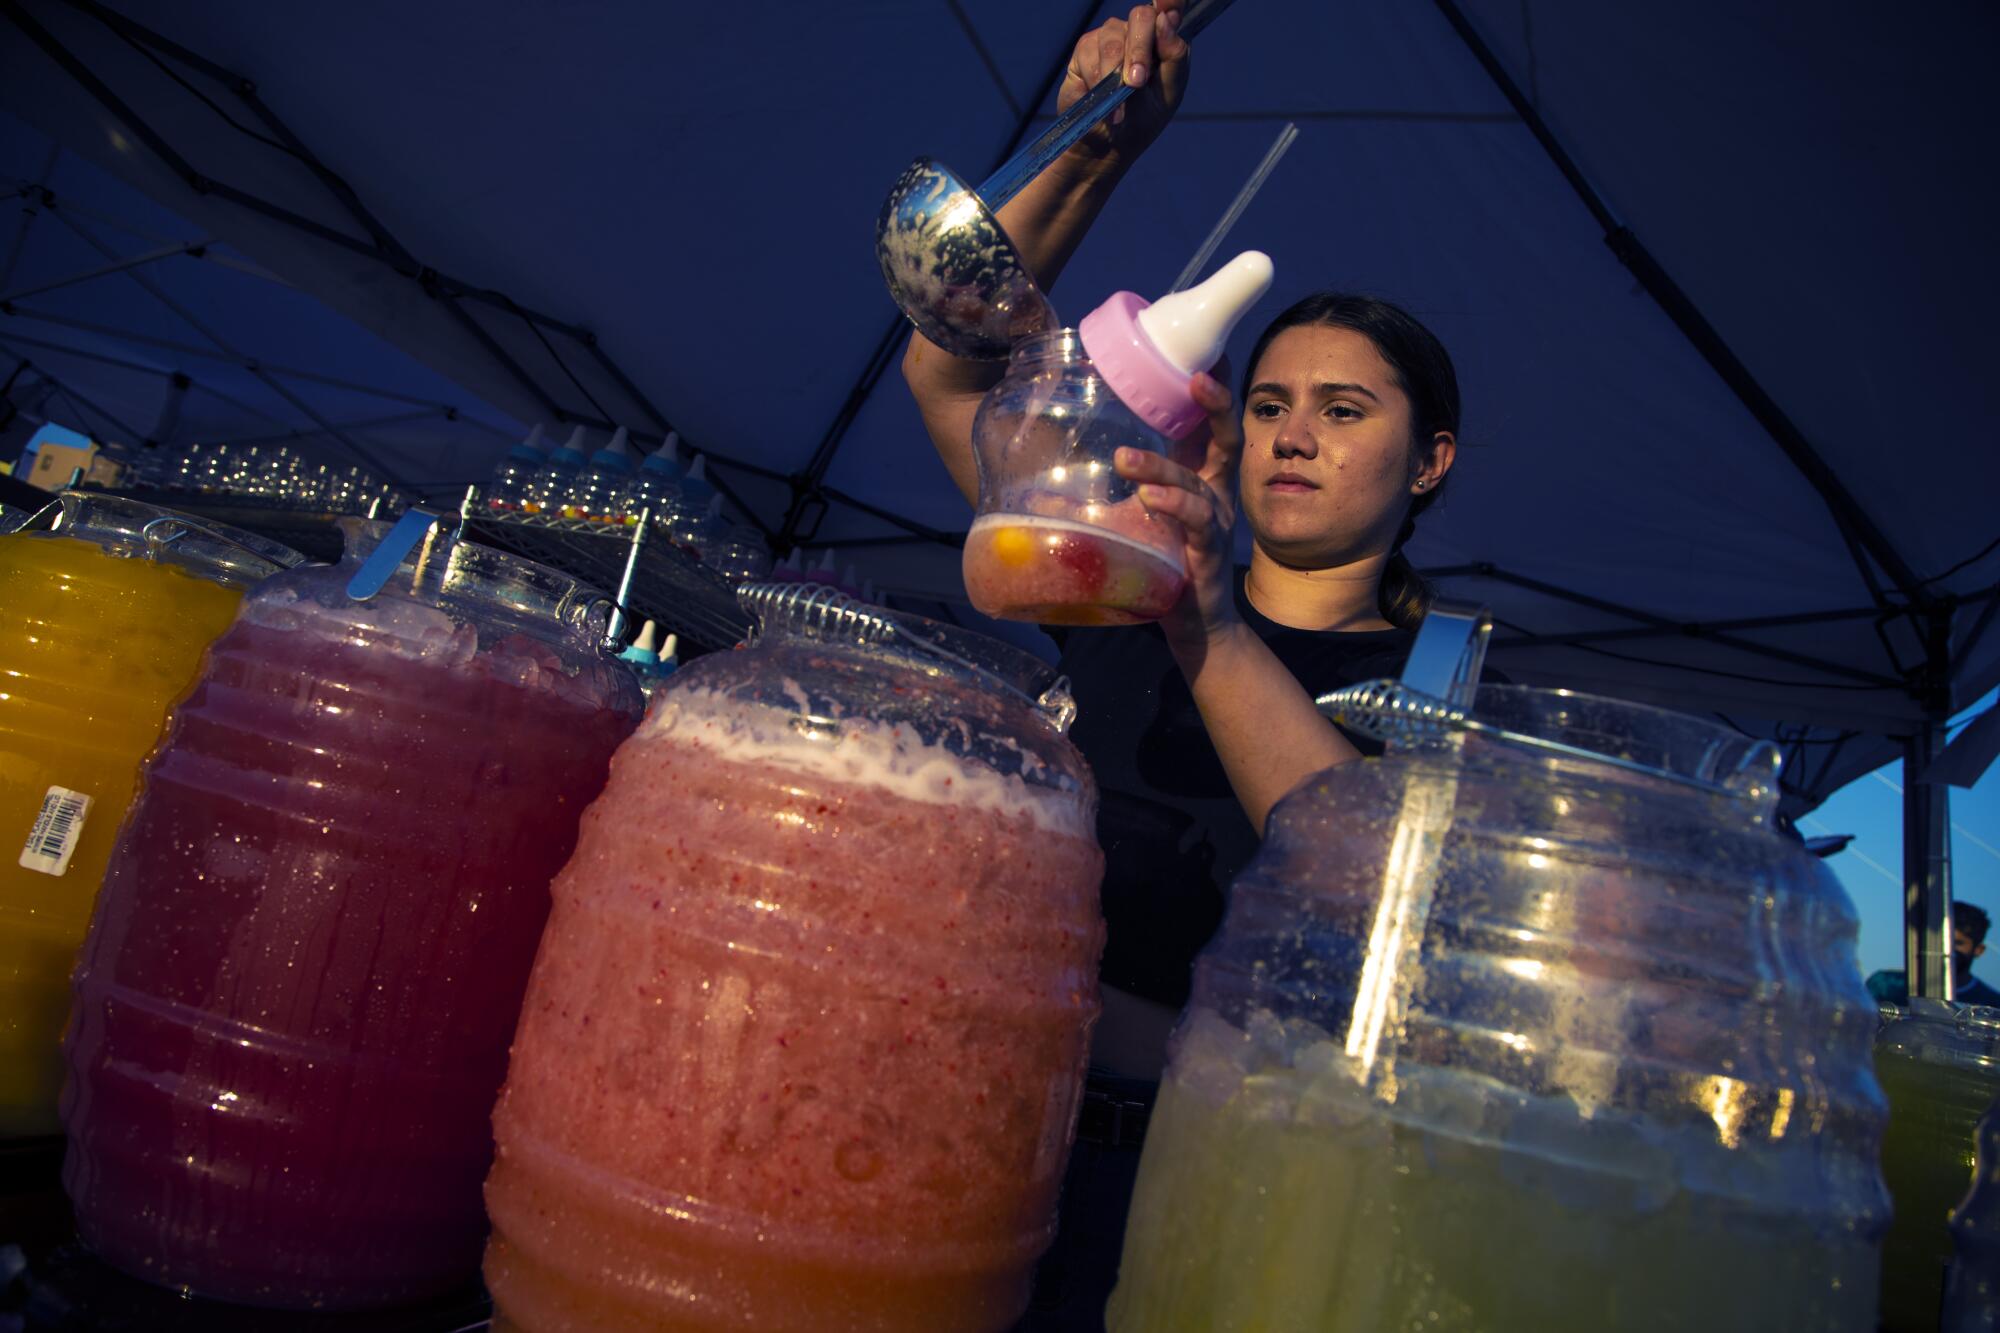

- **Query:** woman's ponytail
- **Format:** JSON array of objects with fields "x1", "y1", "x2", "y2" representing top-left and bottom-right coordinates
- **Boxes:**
[{"x1": 1378, "y1": 513, "x2": 1435, "y2": 630}]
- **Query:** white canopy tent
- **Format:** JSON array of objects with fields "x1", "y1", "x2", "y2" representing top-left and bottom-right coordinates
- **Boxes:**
[{"x1": 3, "y1": 0, "x2": 1995, "y2": 986}]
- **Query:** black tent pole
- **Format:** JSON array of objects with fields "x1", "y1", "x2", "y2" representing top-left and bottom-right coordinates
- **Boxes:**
[
  {"x1": 1904, "y1": 718, "x2": 1955, "y2": 1001},
  {"x1": 1902, "y1": 607, "x2": 1958, "y2": 999}
]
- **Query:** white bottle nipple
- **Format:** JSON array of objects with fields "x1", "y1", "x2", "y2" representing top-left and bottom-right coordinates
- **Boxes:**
[
  {"x1": 1136, "y1": 250, "x2": 1274, "y2": 374},
  {"x1": 559, "y1": 425, "x2": 589, "y2": 456},
  {"x1": 599, "y1": 426, "x2": 634, "y2": 462}
]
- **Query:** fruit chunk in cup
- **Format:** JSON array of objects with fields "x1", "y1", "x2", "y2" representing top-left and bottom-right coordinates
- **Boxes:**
[{"x1": 964, "y1": 510, "x2": 1187, "y2": 626}]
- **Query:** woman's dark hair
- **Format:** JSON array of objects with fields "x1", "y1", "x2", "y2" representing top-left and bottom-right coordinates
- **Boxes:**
[{"x1": 1241, "y1": 293, "x2": 1461, "y2": 630}]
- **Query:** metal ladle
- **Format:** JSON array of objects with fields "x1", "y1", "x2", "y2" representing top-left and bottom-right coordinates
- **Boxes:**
[{"x1": 876, "y1": 0, "x2": 1241, "y2": 360}]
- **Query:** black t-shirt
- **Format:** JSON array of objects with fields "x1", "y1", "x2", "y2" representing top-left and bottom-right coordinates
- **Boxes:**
[{"x1": 1052, "y1": 570, "x2": 1414, "y2": 1009}]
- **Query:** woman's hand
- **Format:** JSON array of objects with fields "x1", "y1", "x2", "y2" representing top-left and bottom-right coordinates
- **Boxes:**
[
  {"x1": 903, "y1": 4, "x2": 1195, "y2": 505},
  {"x1": 1058, "y1": 2, "x2": 1192, "y2": 173},
  {"x1": 1114, "y1": 369, "x2": 1244, "y2": 660}
]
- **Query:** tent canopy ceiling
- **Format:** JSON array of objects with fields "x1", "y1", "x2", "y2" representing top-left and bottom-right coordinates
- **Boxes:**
[{"x1": 3, "y1": 0, "x2": 1995, "y2": 814}]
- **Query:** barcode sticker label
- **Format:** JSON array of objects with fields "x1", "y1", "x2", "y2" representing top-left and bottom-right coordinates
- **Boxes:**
[{"x1": 18, "y1": 786, "x2": 91, "y2": 877}]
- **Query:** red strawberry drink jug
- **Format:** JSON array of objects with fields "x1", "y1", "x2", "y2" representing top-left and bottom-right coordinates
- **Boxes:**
[
  {"x1": 483, "y1": 583, "x2": 1105, "y2": 1333},
  {"x1": 61, "y1": 514, "x2": 643, "y2": 1310},
  {"x1": 962, "y1": 251, "x2": 1271, "y2": 625}
]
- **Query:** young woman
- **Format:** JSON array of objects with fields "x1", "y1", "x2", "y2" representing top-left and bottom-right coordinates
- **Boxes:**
[
  {"x1": 901, "y1": 3, "x2": 1463, "y2": 1323},
  {"x1": 905, "y1": 4, "x2": 1460, "y2": 1070}
]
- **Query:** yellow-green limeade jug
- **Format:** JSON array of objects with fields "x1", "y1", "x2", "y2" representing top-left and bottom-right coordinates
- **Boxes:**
[{"x1": 1109, "y1": 605, "x2": 1889, "y2": 1333}]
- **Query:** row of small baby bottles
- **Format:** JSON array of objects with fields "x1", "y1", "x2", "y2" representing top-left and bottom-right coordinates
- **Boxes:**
[
  {"x1": 485, "y1": 423, "x2": 773, "y2": 582},
  {"x1": 111, "y1": 417, "x2": 779, "y2": 585}
]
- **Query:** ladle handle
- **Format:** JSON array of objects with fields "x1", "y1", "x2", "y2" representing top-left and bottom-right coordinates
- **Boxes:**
[{"x1": 977, "y1": 0, "x2": 1242, "y2": 210}]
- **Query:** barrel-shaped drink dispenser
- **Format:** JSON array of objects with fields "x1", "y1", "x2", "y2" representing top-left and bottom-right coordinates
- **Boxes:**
[
  {"x1": 1, "y1": 492, "x2": 302, "y2": 1137},
  {"x1": 484, "y1": 583, "x2": 1106, "y2": 1332},
  {"x1": 61, "y1": 515, "x2": 642, "y2": 1309},
  {"x1": 1108, "y1": 606, "x2": 1890, "y2": 1332}
]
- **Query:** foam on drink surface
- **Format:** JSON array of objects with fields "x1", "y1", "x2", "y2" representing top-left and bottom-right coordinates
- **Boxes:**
[{"x1": 644, "y1": 685, "x2": 1092, "y2": 838}]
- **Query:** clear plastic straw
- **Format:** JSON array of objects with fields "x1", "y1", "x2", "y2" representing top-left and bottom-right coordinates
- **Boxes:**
[{"x1": 1168, "y1": 121, "x2": 1300, "y2": 295}]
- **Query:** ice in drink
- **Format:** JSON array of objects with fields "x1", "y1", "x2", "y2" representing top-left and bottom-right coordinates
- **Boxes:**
[{"x1": 1108, "y1": 1009, "x2": 1882, "y2": 1333}]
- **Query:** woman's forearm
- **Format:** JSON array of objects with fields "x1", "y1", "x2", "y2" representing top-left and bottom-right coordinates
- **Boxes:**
[
  {"x1": 989, "y1": 153, "x2": 1129, "y2": 297},
  {"x1": 900, "y1": 155, "x2": 1132, "y2": 504},
  {"x1": 1173, "y1": 622, "x2": 1362, "y2": 833}
]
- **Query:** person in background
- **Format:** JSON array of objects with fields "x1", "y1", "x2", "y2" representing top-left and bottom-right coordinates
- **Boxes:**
[{"x1": 1867, "y1": 900, "x2": 2000, "y2": 1007}]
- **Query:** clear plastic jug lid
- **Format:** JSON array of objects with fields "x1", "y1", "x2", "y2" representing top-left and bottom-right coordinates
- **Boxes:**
[
  {"x1": 737, "y1": 580, "x2": 1077, "y2": 733},
  {"x1": 1318, "y1": 600, "x2": 1783, "y2": 804},
  {"x1": 337, "y1": 514, "x2": 616, "y2": 644},
  {"x1": 1879, "y1": 996, "x2": 2000, "y2": 1071},
  {"x1": 22, "y1": 490, "x2": 304, "y2": 588}
]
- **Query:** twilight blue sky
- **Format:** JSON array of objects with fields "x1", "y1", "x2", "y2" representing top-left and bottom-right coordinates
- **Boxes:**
[{"x1": 1811, "y1": 688, "x2": 1999, "y2": 980}]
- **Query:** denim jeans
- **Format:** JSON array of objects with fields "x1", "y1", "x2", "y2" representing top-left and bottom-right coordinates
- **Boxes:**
[{"x1": 1015, "y1": 1073, "x2": 1156, "y2": 1332}]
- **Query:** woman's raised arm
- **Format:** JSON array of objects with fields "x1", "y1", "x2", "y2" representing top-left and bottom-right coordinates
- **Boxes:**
[{"x1": 901, "y1": 2, "x2": 1192, "y2": 504}]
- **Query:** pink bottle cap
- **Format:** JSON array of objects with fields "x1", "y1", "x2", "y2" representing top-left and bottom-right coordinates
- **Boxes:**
[
  {"x1": 1080, "y1": 292, "x2": 1205, "y2": 441},
  {"x1": 1077, "y1": 250, "x2": 1274, "y2": 443}
]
